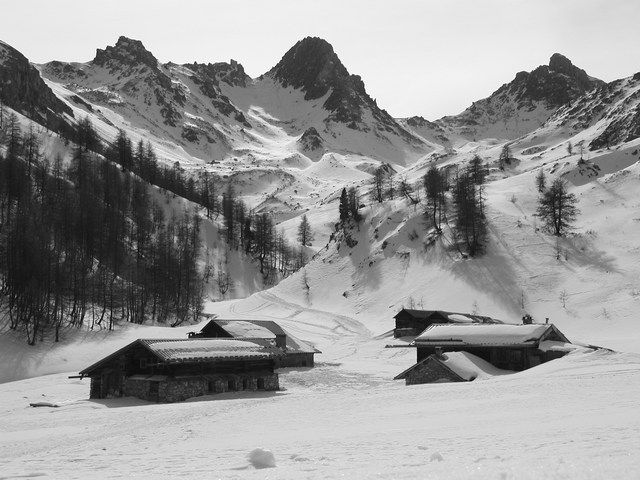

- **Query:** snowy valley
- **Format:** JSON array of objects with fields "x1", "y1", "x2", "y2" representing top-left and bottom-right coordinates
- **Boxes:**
[{"x1": 1, "y1": 31, "x2": 640, "y2": 479}]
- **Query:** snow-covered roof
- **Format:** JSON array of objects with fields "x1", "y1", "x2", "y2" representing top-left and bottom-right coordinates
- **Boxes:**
[
  {"x1": 394, "y1": 351, "x2": 514, "y2": 382},
  {"x1": 414, "y1": 323, "x2": 567, "y2": 346},
  {"x1": 141, "y1": 338, "x2": 282, "y2": 363},
  {"x1": 215, "y1": 320, "x2": 282, "y2": 338},
  {"x1": 538, "y1": 340, "x2": 579, "y2": 353},
  {"x1": 79, "y1": 338, "x2": 282, "y2": 375},
  {"x1": 207, "y1": 319, "x2": 321, "y2": 354},
  {"x1": 440, "y1": 352, "x2": 514, "y2": 380}
]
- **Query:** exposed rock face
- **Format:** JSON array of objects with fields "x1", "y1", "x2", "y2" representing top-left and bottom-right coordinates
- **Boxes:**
[
  {"x1": 503, "y1": 53, "x2": 602, "y2": 107},
  {"x1": 92, "y1": 36, "x2": 173, "y2": 91},
  {"x1": 184, "y1": 61, "x2": 251, "y2": 127},
  {"x1": 401, "y1": 116, "x2": 450, "y2": 145},
  {"x1": 94, "y1": 36, "x2": 159, "y2": 70},
  {"x1": 0, "y1": 41, "x2": 74, "y2": 134},
  {"x1": 438, "y1": 53, "x2": 604, "y2": 140},
  {"x1": 185, "y1": 59, "x2": 250, "y2": 88},
  {"x1": 297, "y1": 126, "x2": 323, "y2": 151},
  {"x1": 542, "y1": 72, "x2": 640, "y2": 150},
  {"x1": 266, "y1": 36, "x2": 409, "y2": 136},
  {"x1": 43, "y1": 36, "x2": 186, "y2": 127}
]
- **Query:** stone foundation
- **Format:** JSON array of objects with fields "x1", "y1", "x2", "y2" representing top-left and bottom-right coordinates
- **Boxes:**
[
  {"x1": 121, "y1": 373, "x2": 279, "y2": 403},
  {"x1": 276, "y1": 353, "x2": 315, "y2": 368}
]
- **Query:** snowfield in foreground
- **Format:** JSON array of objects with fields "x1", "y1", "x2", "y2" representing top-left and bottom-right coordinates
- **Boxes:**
[{"x1": 1, "y1": 348, "x2": 639, "y2": 479}]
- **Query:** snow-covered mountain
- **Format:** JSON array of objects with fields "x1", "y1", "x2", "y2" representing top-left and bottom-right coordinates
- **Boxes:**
[
  {"x1": 39, "y1": 36, "x2": 427, "y2": 168},
  {"x1": 404, "y1": 53, "x2": 604, "y2": 143},
  {"x1": 527, "y1": 71, "x2": 640, "y2": 151}
]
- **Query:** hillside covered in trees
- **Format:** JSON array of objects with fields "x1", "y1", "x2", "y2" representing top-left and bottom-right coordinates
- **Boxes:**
[{"x1": 0, "y1": 111, "x2": 307, "y2": 344}]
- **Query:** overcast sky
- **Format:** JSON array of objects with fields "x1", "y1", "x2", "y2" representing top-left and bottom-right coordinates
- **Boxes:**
[{"x1": 3, "y1": 0, "x2": 640, "y2": 119}]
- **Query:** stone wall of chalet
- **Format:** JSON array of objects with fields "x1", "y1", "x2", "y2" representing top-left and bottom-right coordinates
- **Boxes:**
[
  {"x1": 122, "y1": 373, "x2": 280, "y2": 403},
  {"x1": 404, "y1": 357, "x2": 465, "y2": 385},
  {"x1": 276, "y1": 353, "x2": 315, "y2": 368}
]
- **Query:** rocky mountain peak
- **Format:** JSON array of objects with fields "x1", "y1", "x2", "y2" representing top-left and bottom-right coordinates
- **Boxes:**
[
  {"x1": 184, "y1": 59, "x2": 250, "y2": 88},
  {"x1": 93, "y1": 36, "x2": 159, "y2": 69},
  {"x1": 548, "y1": 53, "x2": 575, "y2": 74},
  {"x1": 548, "y1": 52, "x2": 598, "y2": 92},
  {"x1": 267, "y1": 36, "x2": 353, "y2": 100}
]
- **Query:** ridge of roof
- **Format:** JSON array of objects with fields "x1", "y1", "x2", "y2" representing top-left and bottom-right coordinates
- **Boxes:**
[{"x1": 413, "y1": 323, "x2": 567, "y2": 346}]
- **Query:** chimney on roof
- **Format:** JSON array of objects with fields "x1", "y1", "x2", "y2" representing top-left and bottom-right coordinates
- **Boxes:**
[
  {"x1": 275, "y1": 334, "x2": 286, "y2": 350},
  {"x1": 545, "y1": 317, "x2": 549, "y2": 324}
]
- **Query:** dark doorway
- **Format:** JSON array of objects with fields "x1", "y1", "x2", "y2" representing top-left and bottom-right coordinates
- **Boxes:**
[
  {"x1": 101, "y1": 371, "x2": 122, "y2": 398},
  {"x1": 228, "y1": 379, "x2": 235, "y2": 391},
  {"x1": 257, "y1": 378, "x2": 265, "y2": 390},
  {"x1": 148, "y1": 382, "x2": 159, "y2": 402}
]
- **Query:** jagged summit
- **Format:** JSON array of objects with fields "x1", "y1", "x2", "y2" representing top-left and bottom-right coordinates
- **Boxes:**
[
  {"x1": 183, "y1": 59, "x2": 250, "y2": 88},
  {"x1": 267, "y1": 37, "x2": 350, "y2": 100},
  {"x1": 432, "y1": 53, "x2": 604, "y2": 141},
  {"x1": 266, "y1": 36, "x2": 413, "y2": 139},
  {"x1": 505, "y1": 53, "x2": 603, "y2": 106},
  {"x1": 93, "y1": 36, "x2": 159, "y2": 69}
]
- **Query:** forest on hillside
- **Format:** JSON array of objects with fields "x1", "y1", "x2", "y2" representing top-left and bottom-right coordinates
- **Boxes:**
[{"x1": 0, "y1": 112, "x2": 306, "y2": 344}]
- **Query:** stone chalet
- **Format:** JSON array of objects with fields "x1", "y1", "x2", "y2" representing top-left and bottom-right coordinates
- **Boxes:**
[
  {"x1": 189, "y1": 319, "x2": 321, "y2": 368},
  {"x1": 393, "y1": 308, "x2": 500, "y2": 338},
  {"x1": 395, "y1": 323, "x2": 574, "y2": 385},
  {"x1": 79, "y1": 338, "x2": 282, "y2": 403}
]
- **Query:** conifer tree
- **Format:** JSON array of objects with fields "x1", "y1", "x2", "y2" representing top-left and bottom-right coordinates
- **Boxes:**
[
  {"x1": 535, "y1": 169, "x2": 546, "y2": 192},
  {"x1": 297, "y1": 214, "x2": 314, "y2": 246},
  {"x1": 498, "y1": 144, "x2": 512, "y2": 170},
  {"x1": 468, "y1": 155, "x2": 487, "y2": 185},
  {"x1": 371, "y1": 165, "x2": 386, "y2": 203},
  {"x1": 339, "y1": 188, "x2": 349, "y2": 223},
  {"x1": 347, "y1": 187, "x2": 361, "y2": 222},
  {"x1": 536, "y1": 178, "x2": 579, "y2": 236},
  {"x1": 423, "y1": 164, "x2": 447, "y2": 232},
  {"x1": 452, "y1": 171, "x2": 487, "y2": 256}
]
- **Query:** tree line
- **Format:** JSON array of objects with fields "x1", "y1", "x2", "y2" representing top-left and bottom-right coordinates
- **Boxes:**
[
  {"x1": 362, "y1": 149, "x2": 580, "y2": 258},
  {"x1": 102, "y1": 125, "x2": 309, "y2": 286},
  {"x1": 0, "y1": 114, "x2": 206, "y2": 343},
  {"x1": 367, "y1": 155, "x2": 489, "y2": 256}
]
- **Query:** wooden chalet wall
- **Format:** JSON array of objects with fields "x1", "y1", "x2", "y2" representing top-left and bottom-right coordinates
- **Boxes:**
[{"x1": 394, "y1": 311, "x2": 449, "y2": 338}]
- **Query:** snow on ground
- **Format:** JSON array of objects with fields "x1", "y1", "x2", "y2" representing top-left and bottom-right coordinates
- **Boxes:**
[
  {"x1": 1, "y1": 349, "x2": 639, "y2": 479},
  {"x1": 3, "y1": 51, "x2": 640, "y2": 478}
]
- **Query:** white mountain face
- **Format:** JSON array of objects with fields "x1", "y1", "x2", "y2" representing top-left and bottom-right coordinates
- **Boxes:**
[{"x1": 34, "y1": 36, "x2": 432, "y2": 224}]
